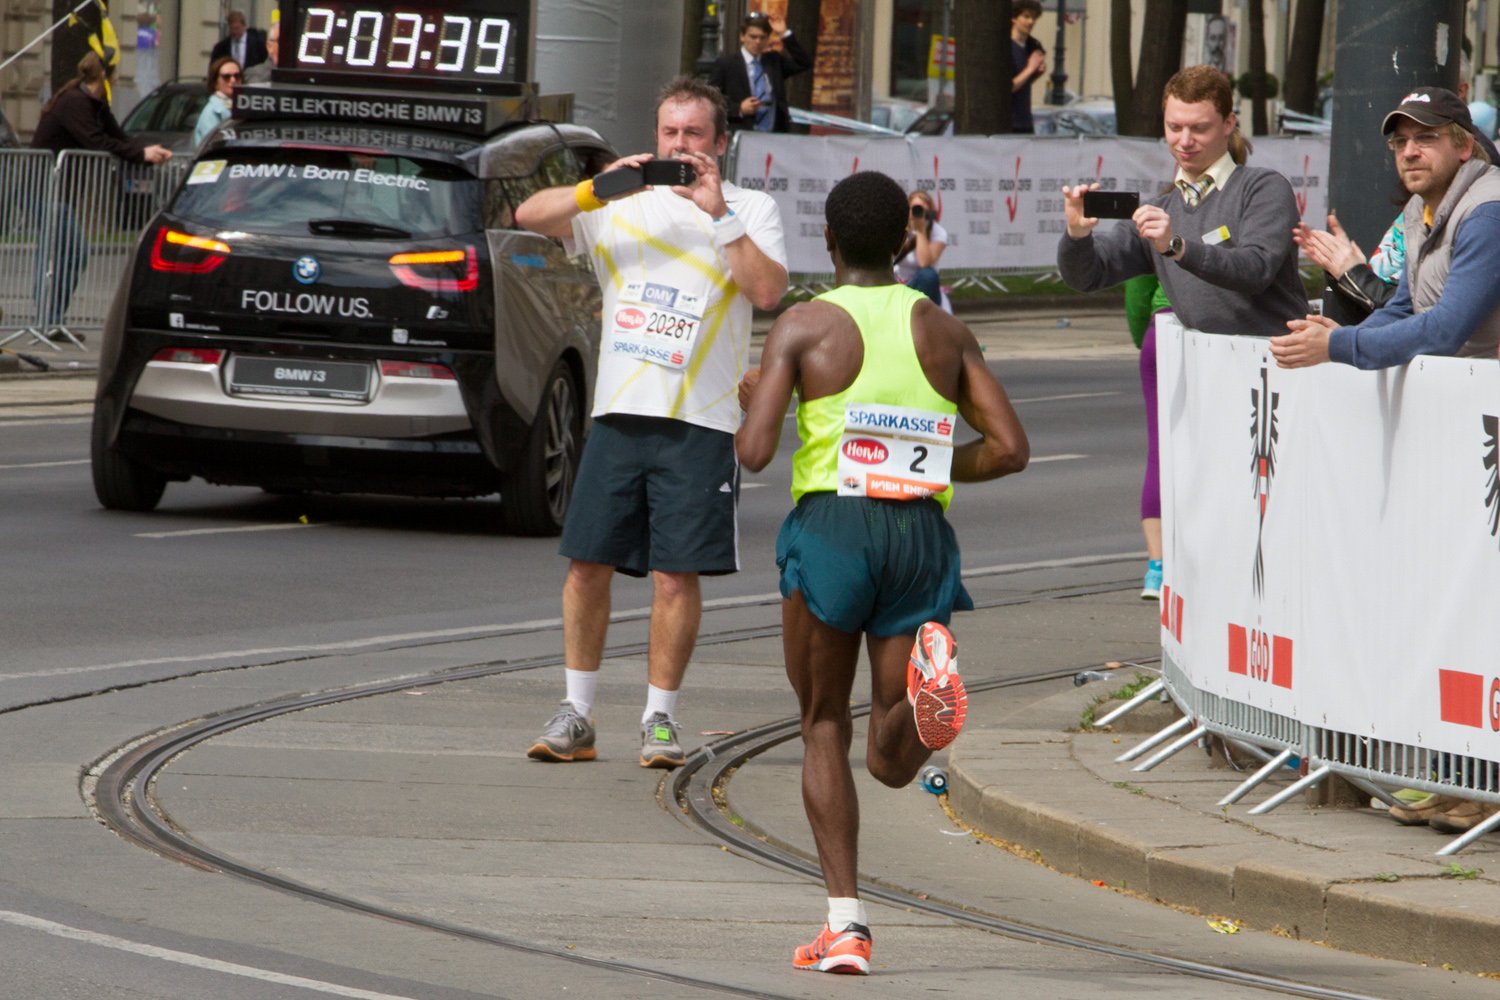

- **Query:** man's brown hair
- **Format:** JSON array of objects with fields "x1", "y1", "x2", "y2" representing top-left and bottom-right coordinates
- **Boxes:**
[
  {"x1": 1013, "y1": 0, "x2": 1043, "y2": 18},
  {"x1": 226, "y1": 9, "x2": 246, "y2": 25},
  {"x1": 1163, "y1": 64, "x2": 1252, "y2": 165},
  {"x1": 741, "y1": 14, "x2": 772, "y2": 35},
  {"x1": 655, "y1": 74, "x2": 729, "y2": 140}
]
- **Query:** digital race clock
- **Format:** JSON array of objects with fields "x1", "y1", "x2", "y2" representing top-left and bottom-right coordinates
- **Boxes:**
[{"x1": 277, "y1": 0, "x2": 530, "y2": 94}]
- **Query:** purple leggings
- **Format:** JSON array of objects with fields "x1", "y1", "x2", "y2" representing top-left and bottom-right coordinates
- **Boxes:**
[{"x1": 1139, "y1": 310, "x2": 1169, "y2": 521}]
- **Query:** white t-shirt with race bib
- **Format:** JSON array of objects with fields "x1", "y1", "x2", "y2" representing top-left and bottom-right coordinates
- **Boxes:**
[{"x1": 568, "y1": 182, "x2": 787, "y2": 435}]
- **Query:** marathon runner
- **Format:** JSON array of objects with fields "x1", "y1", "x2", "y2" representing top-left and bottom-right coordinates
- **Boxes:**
[
  {"x1": 736, "y1": 171, "x2": 1029, "y2": 973},
  {"x1": 515, "y1": 76, "x2": 788, "y2": 768}
]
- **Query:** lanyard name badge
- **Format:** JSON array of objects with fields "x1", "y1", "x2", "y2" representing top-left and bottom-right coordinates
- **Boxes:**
[
  {"x1": 609, "y1": 280, "x2": 707, "y2": 370},
  {"x1": 837, "y1": 402, "x2": 954, "y2": 500}
]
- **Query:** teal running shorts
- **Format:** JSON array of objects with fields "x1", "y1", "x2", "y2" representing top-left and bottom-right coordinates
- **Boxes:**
[{"x1": 776, "y1": 491, "x2": 973, "y2": 637}]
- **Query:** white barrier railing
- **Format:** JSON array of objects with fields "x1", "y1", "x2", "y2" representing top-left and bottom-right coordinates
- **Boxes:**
[
  {"x1": 725, "y1": 132, "x2": 1330, "y2": 280},
  {"x1": 0, "y1": 149, "x2": 189, "y2": 350},
  {"x1": 1153, "y1": 315, "x2": 1500, "y2": 853}
]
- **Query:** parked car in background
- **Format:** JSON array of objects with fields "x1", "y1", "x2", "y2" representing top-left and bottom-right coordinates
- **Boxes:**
[
  {"x1": 120, "y1": 79, "x2": 211, "y2": 156},
  {"x1": 1034, "y1": 96, "x2": 1118, "y2": 136}
]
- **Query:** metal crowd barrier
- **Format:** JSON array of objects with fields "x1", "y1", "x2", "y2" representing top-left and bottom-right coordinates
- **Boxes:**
[
  {"x1": 0, "y1": 148, "x2": 189, "y2": 350},
  {"x1": 1137, "y1": 654, "x2": 1500, "y2": 855}
]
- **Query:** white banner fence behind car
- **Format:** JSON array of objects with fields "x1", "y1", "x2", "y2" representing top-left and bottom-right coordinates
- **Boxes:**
[
  {"x1": 1156, "y1": 315, "x2": 1500, "y2": 812},
  {"x1": 725, "y1": 133, "x2": 1329, "y2": 279}
]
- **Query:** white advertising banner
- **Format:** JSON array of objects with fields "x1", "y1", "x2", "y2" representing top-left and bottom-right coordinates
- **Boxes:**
[
  {"x1": 728, "y1": 133, "x2": 1330, "y2": 275},
  {"x1": 1157, "y1": 316, "x2": 1500, "y2": 760}
]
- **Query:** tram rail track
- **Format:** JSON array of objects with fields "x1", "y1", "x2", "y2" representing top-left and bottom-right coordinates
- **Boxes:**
[{"x1": 82, "y1": 577, "x2": 1396, "y2": 1000}]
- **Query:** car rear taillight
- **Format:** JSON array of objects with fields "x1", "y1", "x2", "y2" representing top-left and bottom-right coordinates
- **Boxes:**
[
  {"x1": 150, "y1": 228, "x2": 230, "y2": 273},
  {"x1": 389, "y1": 246, "x2": 478, "y2": 292},
  {"x1": 152, "y1": 347, "x2": 224, "y2": 364},
  {"x1": 379, "y1": 360, "x2": 457, "y2": 380}
]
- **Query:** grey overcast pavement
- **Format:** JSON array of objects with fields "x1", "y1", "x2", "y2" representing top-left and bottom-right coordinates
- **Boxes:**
[{"x1": 2, "y1": 311, "x2": 1497, "y2": 999}]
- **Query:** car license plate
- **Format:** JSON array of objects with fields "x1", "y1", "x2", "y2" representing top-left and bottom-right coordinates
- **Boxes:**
[{"x1": 229, "y1": 356, "x2": 371, "y2": 401}]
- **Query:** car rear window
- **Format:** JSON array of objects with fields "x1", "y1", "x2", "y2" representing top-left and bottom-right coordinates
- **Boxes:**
[{"x1": 170, "y1": 148, "x2": 481, "y2": 238}]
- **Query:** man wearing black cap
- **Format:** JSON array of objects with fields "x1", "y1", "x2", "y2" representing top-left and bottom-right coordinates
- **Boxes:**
[{"x1": 1272, "y1": 87, "x2": 1500, "y2": 368}]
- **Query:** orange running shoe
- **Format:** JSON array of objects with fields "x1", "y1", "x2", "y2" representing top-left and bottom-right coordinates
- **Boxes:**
[
  {"x1": 907, "y1": 621, "x2": 967, "y2": 750},
  {"x1": 792, "y1": 922, "x2": 872, "y2": 975}
]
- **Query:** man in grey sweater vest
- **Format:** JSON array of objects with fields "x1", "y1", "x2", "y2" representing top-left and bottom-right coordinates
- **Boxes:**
[{"x1": 1056, "y1": 68, "x2": 1307, "y2": 337}]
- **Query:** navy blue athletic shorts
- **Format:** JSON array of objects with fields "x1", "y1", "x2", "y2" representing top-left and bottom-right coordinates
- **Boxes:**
[
  {"x1": 776, "y1": 491, "x2": 973, "y2": 637},
  {"x1": 559, "y1": 414, "x2": 739, "y2": 578}
]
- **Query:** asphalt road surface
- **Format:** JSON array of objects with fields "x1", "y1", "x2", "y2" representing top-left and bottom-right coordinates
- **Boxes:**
[{"x1": 0, "y1": 357, "x2": 1146, "y2": 708}]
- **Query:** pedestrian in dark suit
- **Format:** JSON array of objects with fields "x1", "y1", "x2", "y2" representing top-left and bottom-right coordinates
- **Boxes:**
[
  {"x1": 210, "y1": 10, "x2": 268, "y2": 70},
  {"x1": 708, "y1": 14, "x2": 813, "y2": 134}
]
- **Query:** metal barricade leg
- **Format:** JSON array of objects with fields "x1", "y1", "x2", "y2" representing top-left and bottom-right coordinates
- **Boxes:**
[
  {"x1": 1248, "y1": 765, "x2": 1330, "y2": 815},
  {"x1": 1217, "y1": 747, "x2": 1296, "y2": 806},
  {"x1": 1113, "y1": 714, "x2": 1191, "y2": 763},
  {"x1": 1094, "y1": 678, "x2": 1165, "y2": 728},
  {"x1": 1435, "y1": 808, "x2": 1500, "y2": 856},
  {"x1": 1132, "y1": 724, "x2": 1208, "y2": 772}
]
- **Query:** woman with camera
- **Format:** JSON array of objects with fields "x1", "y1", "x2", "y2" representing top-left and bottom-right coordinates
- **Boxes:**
[{"x1": 894, "y1": 190, "x2": 948, "y2": 308}]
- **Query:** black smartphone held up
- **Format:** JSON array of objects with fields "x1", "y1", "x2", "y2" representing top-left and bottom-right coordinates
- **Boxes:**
[
  {"x1": 641, "y1": 159, "x2": 696, "y2": 188},
  {"x1": 591, "y1": 160, "x2": 698, "y2": 200},
  {"x1": 1082, "y1": 190, "x2": 1140, "y2": 220}
]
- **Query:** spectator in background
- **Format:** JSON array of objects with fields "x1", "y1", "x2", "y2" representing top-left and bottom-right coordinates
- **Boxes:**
[
  {"x1": 194, "y1": 57, "x2": 241, "y2": 147},
  {"x1": 1272, "y1": 88, "x2": 1500, "y2": 370},
  {"x1": 1057, "y1": 65, "x2": 1305, "y2": 598},
  {"x1": 709, "y1": 14, "x2": 813, "y2": 134},
  {"x1": 210, "y1": 10, "x2": 266, "y2": 70},
  {"x1": 1010, "y1": 0, "x2": 1046, "y2": 133},
  {"x1": 894, "y1": 190, "x2": 948, "y2": 308},
  {"x1": 1294, "y1": 213, "x2": 1400, "y2": 323},
  {"x1": 30, "y1": 52, "x2": 171, "y2": 330},
  {"x1": 242, "y1": 19, "x2": 279, "y2": 84}
]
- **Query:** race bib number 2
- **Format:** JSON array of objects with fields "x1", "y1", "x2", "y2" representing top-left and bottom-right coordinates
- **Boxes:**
[
  {"x1": 837, "y1": 402, "x2": 955, "y2": 500},
  {"x1": 609, "y1": 281, "x2": 706, "y2": 370}
]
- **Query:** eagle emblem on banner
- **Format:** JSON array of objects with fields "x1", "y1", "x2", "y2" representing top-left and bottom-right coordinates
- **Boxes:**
[
  {"x1": 1249, "y1": 366, "x2": 1279, "y2": 596},
  {"x1": 1484, "y1": 414, "x2": 1499, "y2": 545}
]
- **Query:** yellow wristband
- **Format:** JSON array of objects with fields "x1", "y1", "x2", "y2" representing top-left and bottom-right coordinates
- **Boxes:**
[{"x1": 575, "y1": 179, "x2": 605, "y2": 212}]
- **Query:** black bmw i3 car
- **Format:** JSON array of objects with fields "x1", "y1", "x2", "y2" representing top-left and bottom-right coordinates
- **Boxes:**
[{"x1": 92, "y1": 101, "x2": 616, "y2": 534}]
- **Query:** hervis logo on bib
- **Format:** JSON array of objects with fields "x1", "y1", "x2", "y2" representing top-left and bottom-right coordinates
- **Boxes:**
[
  {"x1": 615, "y1": 308, "x2": 646, "y2": 329},
  {"x1": 842, "y1": 438, "x2": 889, "y2": 465}
]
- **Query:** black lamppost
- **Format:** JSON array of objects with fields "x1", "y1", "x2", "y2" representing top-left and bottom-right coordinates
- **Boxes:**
[
  {"x1": 695, "y1": 0, "x2": 723, "y2": 77},
  {"x1": 1048, "y1": 0, "x2": 1069, "y2": 105}
]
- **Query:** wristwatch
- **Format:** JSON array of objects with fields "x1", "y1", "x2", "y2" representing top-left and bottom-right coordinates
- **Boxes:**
[{"x1": 1161, "y1": 235, "x2": 1185, "y2": 258}]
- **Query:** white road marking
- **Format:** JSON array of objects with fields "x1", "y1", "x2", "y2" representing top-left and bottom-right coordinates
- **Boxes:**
[
  {"x1": 2, "y1": 551, "x2": 1146, "y2": 682},
  {"x1": 1028, "y1": 453, "x2": 1087, "y2": 463},
  {"x1": 136, "y1": 522, "x2": 329, "y2": 539},
  {"x1": 0, "y1": 417, "x2": 91, "y2": 427},
  {"x1": 0, "y1": 458, "x2": 89, "y2": 470},
  {"x1": 740, "y1": 482, "x2": 768, "y2": 488},
  {"x1": 1010, "y1": 391, "x2": 1121, "y2": 404},
  {"x1": 0, "y1": 910, "x2": 422, "y2": 1000}
]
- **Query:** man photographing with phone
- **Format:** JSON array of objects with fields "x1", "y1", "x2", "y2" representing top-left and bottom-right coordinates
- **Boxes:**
[
  {"x1": 1056, "y1": 65, "x2": 1306, "y2": 336},
  {"x1": 1055, "y1": 66, "x2": 1305, "y2": 603},
  {"x1": 514, "y1": 76, "x2": 788, "y2": 769}
]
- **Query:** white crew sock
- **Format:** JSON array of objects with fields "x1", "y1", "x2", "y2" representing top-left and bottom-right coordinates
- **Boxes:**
[
  {"x1": 565, "y1": 669, "x2": 597, "y2": 720},
  {"x1": 827, "y1": 897, "x2": 867, "y2": 931},
  {"x1": 642, "y1": 684, "x2": 679, "y2": 724}
]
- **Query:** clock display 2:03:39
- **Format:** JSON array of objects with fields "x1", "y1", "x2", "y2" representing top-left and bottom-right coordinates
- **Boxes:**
[{"x1": 295, "y1": 5, "x2": 516, "y2": 79}]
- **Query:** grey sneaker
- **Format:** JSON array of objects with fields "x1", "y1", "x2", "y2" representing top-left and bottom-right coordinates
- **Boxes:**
[
  {"x1": 527, "y1": 701, "x2": 596, "y2": 762},
  {"x1": 639, "y1": 712, "x2": 686, "y2": 769}
]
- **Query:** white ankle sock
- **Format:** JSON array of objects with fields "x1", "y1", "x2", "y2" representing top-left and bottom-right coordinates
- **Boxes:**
[
  {"x1": 641, "y1": 684, "x2": 679, "y2": 723},
  {"x1": 565, "y1": 669, "x2": 597, "y2": 719},
  {"x1": 827, "y1": 897, "x2": 867, "y2": 930}
]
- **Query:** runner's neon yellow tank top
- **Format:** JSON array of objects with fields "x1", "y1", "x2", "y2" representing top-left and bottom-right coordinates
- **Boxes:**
[{"x1": 791, "y1": 284, "x2": 957, "y2": 510}]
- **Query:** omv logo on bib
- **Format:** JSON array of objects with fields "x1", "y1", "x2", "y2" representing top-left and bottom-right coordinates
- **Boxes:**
[{"x1": 293, "y1": 256, "x2": 321, "y2": 284}]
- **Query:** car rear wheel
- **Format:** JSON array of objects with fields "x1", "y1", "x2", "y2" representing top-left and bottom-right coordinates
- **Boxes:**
[
  {"x1": 91, "y1": 409, "x2": 167, "y2": 512},
  {"x1": 501, "y1": 361, "x2": 581, "y2": 536}
]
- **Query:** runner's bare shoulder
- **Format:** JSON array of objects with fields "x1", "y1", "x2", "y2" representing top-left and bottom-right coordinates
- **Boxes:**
[{"x1": 910, "y1": 297, "x2": 974, "y2": 401}]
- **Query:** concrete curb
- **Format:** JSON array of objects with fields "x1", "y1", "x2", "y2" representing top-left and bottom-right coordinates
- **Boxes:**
[{"x1": 948, "y1": 684, "x2": 1500, "y2": 975}]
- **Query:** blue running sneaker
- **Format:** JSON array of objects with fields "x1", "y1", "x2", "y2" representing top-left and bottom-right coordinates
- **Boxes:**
[{"x1": 1141, "y1": 559, "x2": 1163, "y2": 601}]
